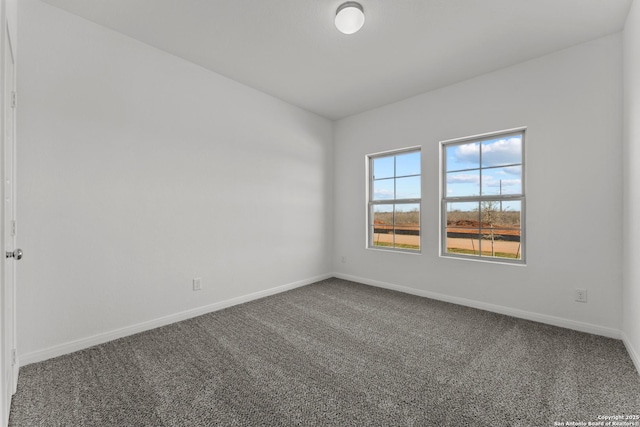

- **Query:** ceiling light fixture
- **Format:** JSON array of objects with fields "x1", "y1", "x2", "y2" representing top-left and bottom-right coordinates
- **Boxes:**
[{"x1": 335, "y1": 2, "x2": 365, "y2": 35}]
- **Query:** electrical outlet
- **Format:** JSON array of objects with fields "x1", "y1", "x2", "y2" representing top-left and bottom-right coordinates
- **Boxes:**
[
  {"x1": 341, "y1": 256, "x2": 347, "y2": 264},
  {"x1": 574, "y1": 288, "x2": 587, "y2": 303},
  {"x1": 193, "y1": 277, "x2": 202, "y2": 291}
]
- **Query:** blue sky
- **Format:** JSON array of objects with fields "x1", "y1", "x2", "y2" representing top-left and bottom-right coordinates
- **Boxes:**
[
  {"x1": 370, "y1": 135, "x2": 522, "y2": 208},
  {"x1": 445, "y1": 135, "x2": 522, "y2": 199},
  {"x1": 372, "y1": 151, "x2": 421, "y2": 200}
]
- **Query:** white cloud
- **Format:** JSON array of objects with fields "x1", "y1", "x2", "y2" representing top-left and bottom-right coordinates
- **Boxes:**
[
  {"x1": 481, "y1": 138, "x2": 521, "y2": 166},
  {"x1": 373, "y1": 189, "x2": 394, "y2": 199},
  {"x1": 447, "y1": 173, "x2": 479, "y2": 184},
  {"x1": 452, "y1": 137, "x2": 521, "y2": 166},
  {"x1": 484, "y1": 178, "x2": 521, "y2": 188},
  {"x1": 453, "y1": 143, "x2": 479, "y2": 164},
  {"x1": 496, "y1": 165, "x2": 522, "y2": 176}
]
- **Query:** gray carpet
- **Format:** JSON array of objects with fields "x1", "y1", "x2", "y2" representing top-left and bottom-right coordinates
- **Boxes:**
[{"x1": 9, "y1": 278, "x2": 640, "y2": 426}]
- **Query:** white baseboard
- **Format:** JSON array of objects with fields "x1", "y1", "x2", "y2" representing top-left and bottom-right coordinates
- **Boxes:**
[
  {"x1": 622, "y1": 332, "x2": 640, "y2": 375},
  {"x1": 334, "y1": 273, "x2": 622, "y2": 339},
  {"x1": 20, "y1": 273, "x2": 333, "y2": 367}
]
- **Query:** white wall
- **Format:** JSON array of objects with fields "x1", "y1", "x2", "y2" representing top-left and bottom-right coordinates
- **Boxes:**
[
  {"x1": 334, "y1": 34, "x2": 624, "y2": 336},
  {"x1": 15, "y1": 0, "x2": 633, "y2": 369},
  {"x1": 16, "y1": 0, "x2": 333, "y2": 362},
  {"x1": 623, "y1": 0, "x2": 640, "y2": 371}
]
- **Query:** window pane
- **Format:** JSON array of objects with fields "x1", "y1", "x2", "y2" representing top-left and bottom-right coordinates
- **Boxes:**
[
  {"x1": 480, "y1": 201, "x2": 521, "y2": 260},
  {"x1": 372, "y1": 178, "x2": 394, "y2": 200},
  {"x1": 373, "y1": 156, "x2": 394, "y2": 180},
  {"x1": 445, "y1": 202, "x2": 479, "y2": 255},
  {"x1": 372, "y1": 205, "x2": 394, "y2": 248},
  {"x1": 396, "y1": 151, "x2": 421, "y2": 177},
  {"x1": 480, "y1": 230, "x2": 522, "y2": 259},
  {"x1": 395, "y1": 204, "x2": 420, "y2": 250},
  {"x1": 481, "y1": 166, "x2": 522, "y2": 196},
  {"x1": 446, "y1": 142, "x2": 479, "y2": 172},
  {"x1": 446, "y1": 170, "x2": 480, "y2": 197},
  {"x1": 442, "y1": 130, "x2": 524, "y2": 263},
  {"x1": 396, "y1": 176, "x2": 420, "y2": 199},
  {"x1": 373, "y1": 204, "x2": 393, "y2": 226},
  {"x1": 446, "y1": 202, "x2": 479, "y2": 230},
  {"x1": 480, "y1": 200, "x2": 521, "y2": 229},
  {"x1": 447, "y1": 233, "x2": 481, "y2": 256},
  {"x1": 501, "y1": 201, "x2": 522, "y2": 228},
  {"x1": 481, "y1": 136, "x2": 522, "y2": 168},
  {"x1": 368, "y1": 148, "x2": 421, "y2": 253}
]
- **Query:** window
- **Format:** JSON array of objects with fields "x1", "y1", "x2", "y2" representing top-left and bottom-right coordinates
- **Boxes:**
[
  {"x1": 441, "y1": 129, "x2": 525, "y2": 263},
  {"x1": 368, "y1": 148, "x2": 421, "y2": 252}
]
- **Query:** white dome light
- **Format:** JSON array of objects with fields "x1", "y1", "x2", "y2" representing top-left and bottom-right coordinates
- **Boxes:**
[{"x1": 335, "y1": 2, "x2": 365, "y2": 35}]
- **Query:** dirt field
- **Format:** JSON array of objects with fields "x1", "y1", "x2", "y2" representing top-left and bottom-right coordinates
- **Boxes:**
[
  {"x1": 372, "y1": 233, "x2": 420, "y2": 248},
  {"x1": 372, "y1": 233, "x2": 521, "y2": 258},
  {"x1": 446, "y1": 237, "x2": 521, "y2": 258},
  {"x1": 372, "y1": 216, "x2": 521, "y2": 257}
]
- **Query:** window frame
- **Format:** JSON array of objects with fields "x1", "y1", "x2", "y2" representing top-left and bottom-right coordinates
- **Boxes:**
[
  {"x1": 440, "y1": 128, "x2": 526, "y2": 265},
  {"x1": 367, "y1": 147, "x2": 422, "y2": 253}
]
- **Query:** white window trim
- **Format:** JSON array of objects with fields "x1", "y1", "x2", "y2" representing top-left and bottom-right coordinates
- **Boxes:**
[
  {"x1": 366, "y1": 146, "x2": 422, "y2": 254},
  {"x1": 439, "y1": 127, "x2": 526, "y2": 265}
]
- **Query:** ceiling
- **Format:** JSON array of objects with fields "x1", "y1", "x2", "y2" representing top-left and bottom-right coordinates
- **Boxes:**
[{"x1": 40, "y1": 0, "x2": 633, "y2": 120}]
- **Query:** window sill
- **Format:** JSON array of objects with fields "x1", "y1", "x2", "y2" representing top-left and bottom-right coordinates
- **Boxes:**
[{"x1": 439, "y1": 253, "x2": 526, "y2": 266}]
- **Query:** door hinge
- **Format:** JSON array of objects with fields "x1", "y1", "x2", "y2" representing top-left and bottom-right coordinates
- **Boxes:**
[
  {"x1": 11, "y1": 220, "x2": 16, "y2": 236},
  {"x1": 11, "y1": 349, "x2": 16, "y2": 366},
  {"x1": 11, "y1": 91, "x2": 16, "y2": 108}
]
